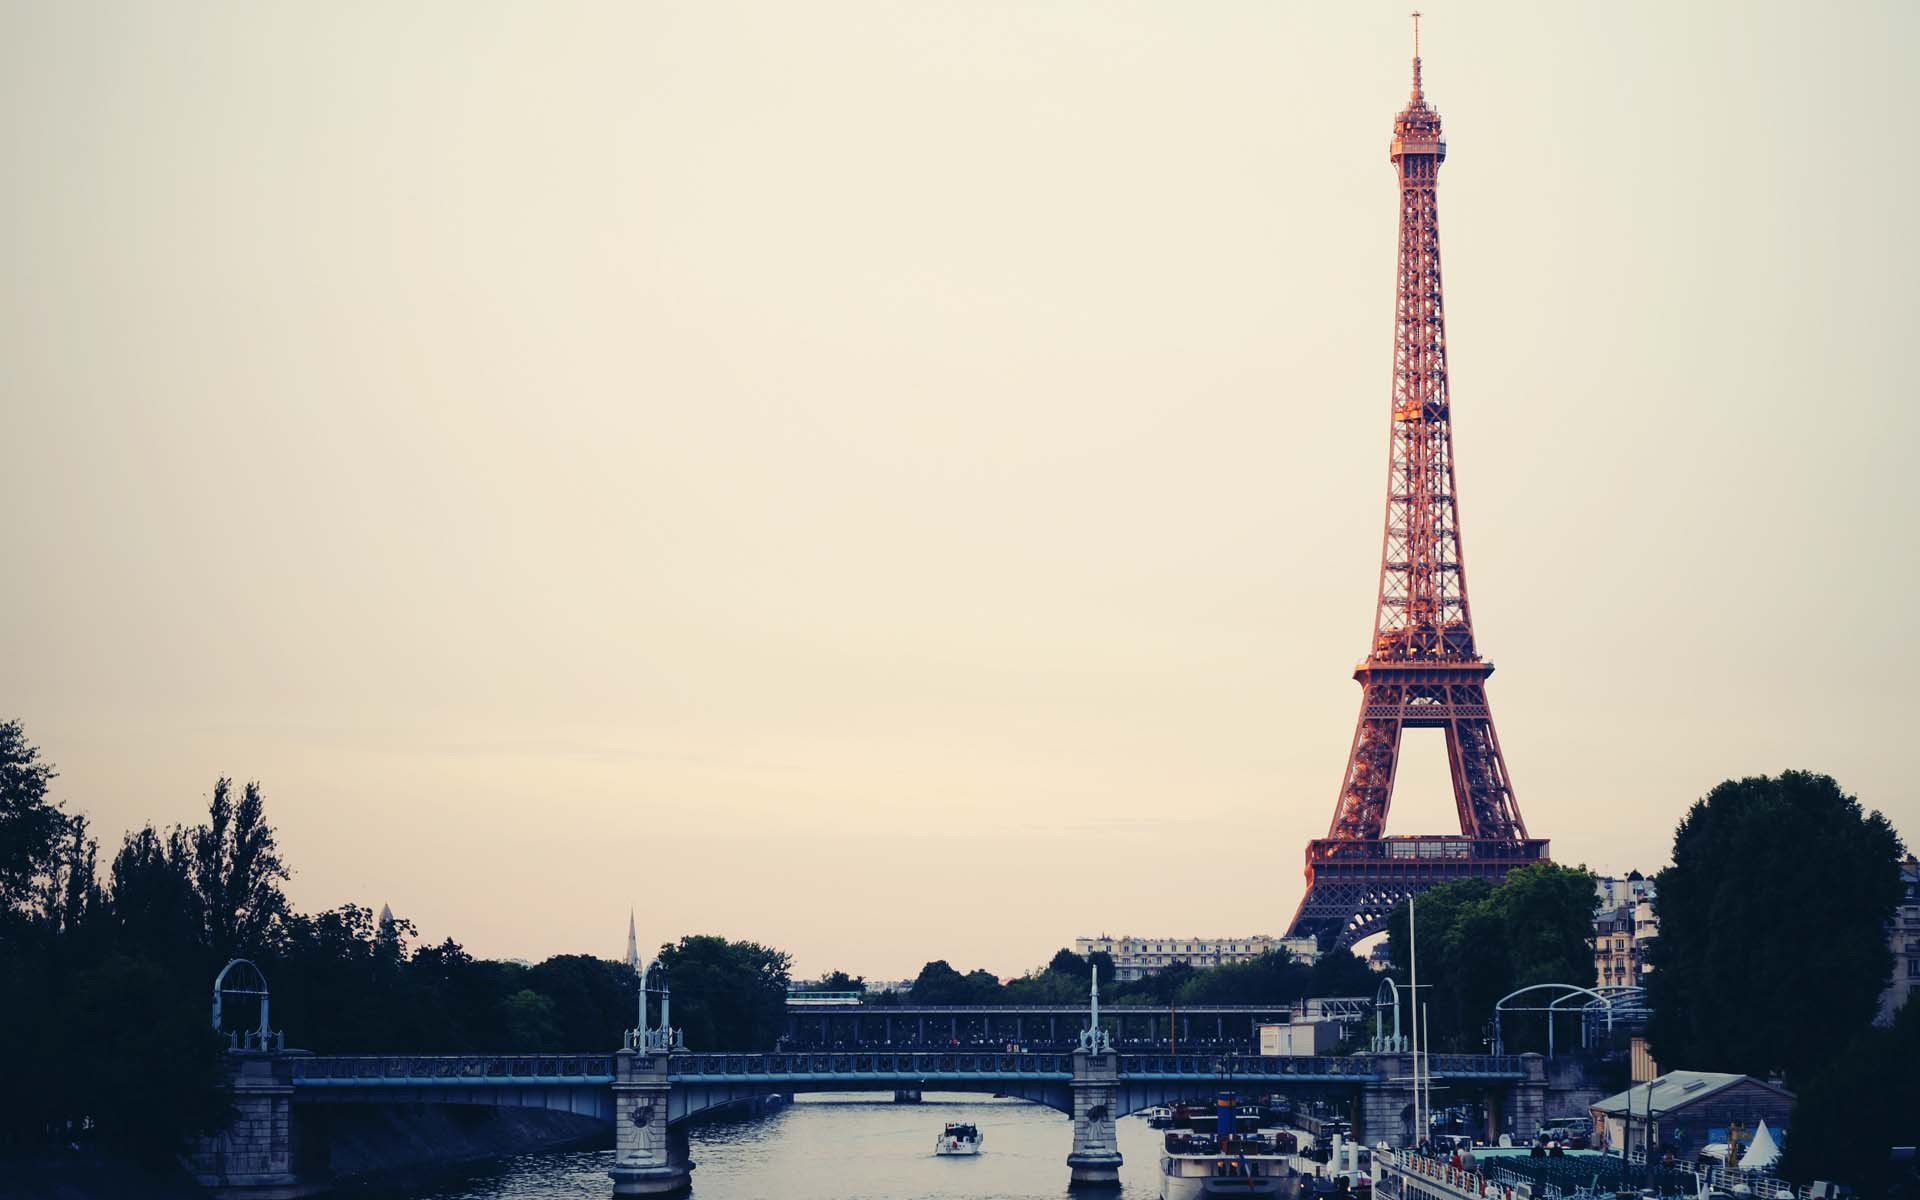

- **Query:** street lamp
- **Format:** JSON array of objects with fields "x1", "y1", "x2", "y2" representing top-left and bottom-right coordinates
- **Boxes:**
[{"x1": 1628, "y1": 1077, "x2": 1666, "y2": 1192}]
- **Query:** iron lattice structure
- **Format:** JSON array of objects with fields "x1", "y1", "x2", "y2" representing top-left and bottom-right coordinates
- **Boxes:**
[{"x1": 1288, "y1": 25, "x2": 1548, "y2": 951}]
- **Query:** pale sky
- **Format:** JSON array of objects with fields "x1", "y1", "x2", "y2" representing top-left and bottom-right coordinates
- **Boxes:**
[{"x1": 3, "y1": 2, "x2": 1915, "y2": 981}]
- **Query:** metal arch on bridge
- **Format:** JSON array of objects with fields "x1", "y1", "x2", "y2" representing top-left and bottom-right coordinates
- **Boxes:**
[{"x1": 1490, "y1": 983, "x2": 1647, "y2": 1057}]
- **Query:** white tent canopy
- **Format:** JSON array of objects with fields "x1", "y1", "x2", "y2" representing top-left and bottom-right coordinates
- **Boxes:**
[{"x1": 1739, "y1": 1120, "x2": 1782, "y2": 1170}]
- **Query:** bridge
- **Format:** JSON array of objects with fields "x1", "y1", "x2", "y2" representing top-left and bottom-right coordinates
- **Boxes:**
[
  {"x1": 779, "y1": 999, "x2": 1377, "y2": 1050},
  {"x1": 189, "y1": 1044, "x2": 1548, "y2": 1198}
]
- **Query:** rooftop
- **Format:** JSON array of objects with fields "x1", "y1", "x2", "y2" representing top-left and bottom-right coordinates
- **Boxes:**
[{"x1": 1592, "y1": 1070, "x2": 1792, "y2": 1116}]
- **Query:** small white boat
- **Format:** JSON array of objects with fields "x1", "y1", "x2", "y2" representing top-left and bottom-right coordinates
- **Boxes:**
[
  {"x1": 1146, "y1": 1106, "x2": 1176, "y2": 1128},
  {"x1": 935, "y1": 1122, "x2": 983, "y2": 1156}
]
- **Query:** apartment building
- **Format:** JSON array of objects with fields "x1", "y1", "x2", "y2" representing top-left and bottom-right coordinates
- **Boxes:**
[{"x1": 1074, "y1": 934, "x2": 1321, "y2": 982}]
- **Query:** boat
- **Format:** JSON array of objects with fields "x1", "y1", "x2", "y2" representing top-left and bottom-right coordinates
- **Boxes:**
[
  {"x1": 1146, "y1": 1106, "x2": 1176, "y2": 1129},
  {"x1": 1160, "y1": 1094, "x2": 1295, "y2": 1199},
  {"x1": 935, "y1": 1122, "x2": 983, "y2": 1156}
]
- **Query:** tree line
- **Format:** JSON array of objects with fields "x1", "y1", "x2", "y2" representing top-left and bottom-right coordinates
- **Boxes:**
[
  {"x1": 0, "y1": 719, "x2": 790, "y2": 1162},
  {"x1": 823, "y1": 941, "x2": 1381, "y2": 1010}
]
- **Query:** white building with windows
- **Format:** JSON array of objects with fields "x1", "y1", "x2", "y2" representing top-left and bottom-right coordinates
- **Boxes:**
[
  {"x1": 1074, "y1": 934, "x2": 1319, "y2": 982},
  {"x1": 1593, "y1": 874, "x2": 1658, "y2": 989},
  {"x1": 1875, "y1": 854, "x2": 1920, "y2": 1025}
]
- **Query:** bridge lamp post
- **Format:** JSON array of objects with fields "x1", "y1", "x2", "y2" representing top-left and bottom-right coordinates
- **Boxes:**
[
  {"x1": 1624, "y1": 1077, "x2": 1665, "y2": 1187},
  {"x1": 1641, "y1": 1079, "x2": 1668, "y2": 1194}
]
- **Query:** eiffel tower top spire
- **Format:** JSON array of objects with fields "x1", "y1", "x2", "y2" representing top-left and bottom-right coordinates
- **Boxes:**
[
  {"x1": 1410, "y1": 11, "x2": 1424, "y2": 101},
  {"x1": 1393, "y1": 14, "x2": 1445, "y2": 163}
]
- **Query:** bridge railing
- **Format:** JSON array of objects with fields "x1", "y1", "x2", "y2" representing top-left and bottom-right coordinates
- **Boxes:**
[
  {"x1": 293, "y1": 1054, "x2": 616, "y2": 1083},
  {"x1": 1118, "y1": 1053, "x2": 1378, "y2": 1079},
  {"x1": 1427, "y1": 1054, "x2": 1525, "y2": 1077},
  {"x1": 670, "y1": 1051, "x2": 1076, "y2": 1077}
]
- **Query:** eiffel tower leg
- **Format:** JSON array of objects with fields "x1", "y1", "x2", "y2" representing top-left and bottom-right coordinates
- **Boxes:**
[{"x1": 1330, "y1": 694, "x2": 1404, "y2": 842}]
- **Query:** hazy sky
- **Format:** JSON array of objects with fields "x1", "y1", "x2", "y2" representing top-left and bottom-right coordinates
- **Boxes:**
[{"x1": 4, "y1": 2, "x2": 1916, "y2": 981}]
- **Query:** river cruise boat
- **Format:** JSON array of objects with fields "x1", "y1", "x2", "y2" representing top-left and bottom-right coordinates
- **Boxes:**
[
  {"x1": 1161, "y1": 1130, "x2": 1294, "y2": 1199},
  {"x1": 1161, "y1": 1096, "x2": 1294, "y2": 1199},
  {"x1": 935, "y1": 1122, "x2": 982, "y2": 1156},
  {"x1": 1146, "y1": 1106, "x2": 1177, "y2": 1128}
]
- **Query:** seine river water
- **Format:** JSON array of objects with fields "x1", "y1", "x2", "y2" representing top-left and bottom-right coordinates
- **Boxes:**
[{"x1": 356, "y1": 1094, "x2": 1168, "y2": 1200}]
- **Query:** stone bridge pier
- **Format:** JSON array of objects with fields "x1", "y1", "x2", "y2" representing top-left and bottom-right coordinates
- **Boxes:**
[
  {"x1": 1066, "y1": 1048, "x2": 1122, "y2": 1189},
  {"x1": 609, "y1": 1048, "x2": 693, "y2": 1197},
  {"x1": 187, "y1": 1051, "x2": 324, "y2": 1200}
]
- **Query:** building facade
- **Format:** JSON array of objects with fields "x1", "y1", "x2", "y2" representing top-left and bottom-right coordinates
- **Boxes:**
[
  {"x1": 1875, "y1": 854, "x2": 1920, "y2": 1025},
  {"x1": 1594, "y1": 874, "x2": 1658, "y2": 990},
  {"x1": 1074, "y1": 935, "x2": 1319, "y2": 982},
  {"x1": 1591, "y1": 1072, "x2": 1794, "y2": 1161}
]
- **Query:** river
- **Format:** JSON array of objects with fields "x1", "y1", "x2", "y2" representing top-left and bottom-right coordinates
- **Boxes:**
[{"x1": 353, "y1": 1093, "x2": 1169, "y2": 1200}]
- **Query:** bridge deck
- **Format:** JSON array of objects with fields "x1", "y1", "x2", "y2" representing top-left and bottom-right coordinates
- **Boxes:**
[{"x1": 289, "y1": 1051, "x2": 1523, "y2": 1089}]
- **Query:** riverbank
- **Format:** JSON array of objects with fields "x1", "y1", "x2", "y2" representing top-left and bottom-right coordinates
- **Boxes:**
[
  {"x1": 314, "y1": 1104, "x2": 609, "y2": 1189},
  {"x1": 1, "y1": 1106, "x2": 608, "y2": 1200},
  {"x1": 0, "y1": 1150, "x2": 206, "y2": 1200}
]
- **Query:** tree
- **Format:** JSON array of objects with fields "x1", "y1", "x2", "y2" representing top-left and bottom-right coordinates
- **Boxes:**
[
  {"x1": 1778, "y1": 996, "x2": 1920, "y2": 1194},
  {"x1": 1112, "y1": 960, "x2": 1197, "y2": 1006},
  {"x1": 1176, "y1": 951, "x2": 1311, "y2": 1006},
  {"x1": 909, "y1": 959, "x2": 972, "y2": 1004},
  {"x1": 105, "y1": 824, "x2": 203, "y2": 968},
  {"x1": 501, "y1": 988, "x2": 562, "y2": 1050},
  {"x1": 0, "y1": 719, "x2": 70, "y2": 917},
  {"x1": 815, "y1": 969, "x2": 864, "y2": 994},
  {"x1": 1087, "y1": 950, "x2": 1116, "y2": 988},
  {"x1": 656, "y1": 935, "x2": 791, "y2": 1049},
  {"x1": 59, "y1": 954, "x2": 232, "y2": 1160},
  {"x1": 525, "y1": 954, "x2": 636, "y2": 1048},
  {"x1": 1307, "y1": 947, "x2": 1377, "y2": 998},
  {"x1": 1046, "y1": 947, "x2": 1085, "y2": 978},
  {"x1": 1647, "y1": 771, "x2": 1903, "y2": 1086},
  {"x1": 191, "y1": 779, "x2": 290, "y2": 960},
  {"x1": 1385, "y1": 863, "x2": 1598, "y2": 1052}
]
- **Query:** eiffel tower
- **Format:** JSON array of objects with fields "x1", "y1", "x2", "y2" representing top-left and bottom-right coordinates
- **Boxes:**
[{"x1": 1286, "y1": 17, "x2": 1548, "y2": 951}]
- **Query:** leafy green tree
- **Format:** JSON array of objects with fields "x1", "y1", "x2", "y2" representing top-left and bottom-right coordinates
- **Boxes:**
[
  {"x1": 1113, "y1": 960, "x2": 1197, "y2": 1006},
  {"x1": 525, "y1": 954, "x2": 636, "y2": 1048},
  {"x1": 59, "y1": 954, "x2": 232, "y2": 1161},
  {"x1": 1386, "y1": 863, "x2": 1597, "y2": 1051},
  {"x1": 1307, "y1": 948, "x2": 1378, "y2": 998},
  {"x1": 1778, "y1": 997, "x2": 1920, "y2": 1194},
  {"x1": 191, "y1": 779, "x2": 289, "y2": 961},
  {"x1": 1176, "y1": 951, "x2": 1311, "y2": 1005},
  {"x1": 814, "y1": 963, "x2": 867, "y2": 990},
  {"x1": 0, "y1": 719, "x2": 70, "y2": 917},
  {"x1": 1087, "y1": 950, "x2": 1115, "y2": 988},
  {"x1": 656, "y1": 935, "x2": 791, "y2": 1049},
  {"x1": 501, "y1": 988, "x2": 563, "y2": 1050},
  {"x1": 1647, "y1": 771, "x2": 1903, "y2": 1086},
  {"x1": 909, "y1": 959, "x2": 971, "y2": 1004},
  {"x1": 1047, "y1": 947, "x2": 1084, "y2": 977}
]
